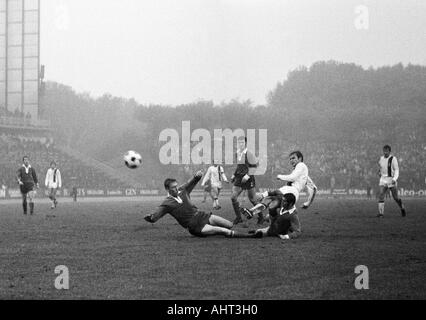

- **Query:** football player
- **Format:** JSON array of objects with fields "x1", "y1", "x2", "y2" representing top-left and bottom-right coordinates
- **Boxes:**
[
  {"x1": 45, "y1": 161, "x2": 62, "y2": 209},
  {"x1": 144, "y1": 171, "x2": 261, "y2": 238},
  {"x1": 377, "y1": 145, "x2": 406, "y2": 217},
  {"x1": 230, "y1": 136, "x2": 263, "y2": 225},
  {"x1": 248, "y1": 192, "x2": 301, "y2": 239},
  {"x1": 201, "y1": 162, "x2": 229, "y2": 210},
  {"x1": 16, "y1": 156, "x2": 39, "y2": 215}
]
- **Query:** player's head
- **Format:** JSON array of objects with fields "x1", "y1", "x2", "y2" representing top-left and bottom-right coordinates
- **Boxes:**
[
  {"x1": 237, "y1": 136, "x2": 247, "y2": 150},
  {"x1": 289, "y1": 151, "x2": 303, "y2": 167},
  {"x1": 22, "y1": 156, "x2": 30, "y2": 166},
  {"x1": 50, "y1": 161, "x2": 56, "y2": 169},
  {"x1": 383, "y1": 145, "x2": 391, "y2": 157},
  {"x1": 281, "y1": 193, "x2": 296, "y2": 211},
  {"x1": 164, "y1": 178, "x2": 179, "y2": 197}
]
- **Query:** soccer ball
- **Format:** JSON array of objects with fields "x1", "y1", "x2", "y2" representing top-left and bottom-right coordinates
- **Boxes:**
[{"x1": 124, "y1": 150, "x2": 142, "y2": 169}]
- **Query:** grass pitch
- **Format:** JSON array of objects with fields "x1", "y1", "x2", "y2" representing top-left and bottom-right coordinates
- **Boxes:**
[{"x1": 0, "y1": 197, "x2": 425, "y2": 299}]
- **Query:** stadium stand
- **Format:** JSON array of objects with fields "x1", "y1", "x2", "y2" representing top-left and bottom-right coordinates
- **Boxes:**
[{"x1": 0, "y1": 132, "x2": 127, "y2": 192}]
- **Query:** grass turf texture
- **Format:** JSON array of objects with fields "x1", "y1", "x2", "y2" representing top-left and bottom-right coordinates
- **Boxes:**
[{"x1": 1, "y1": 198, "x2": 425, "y2": 299}]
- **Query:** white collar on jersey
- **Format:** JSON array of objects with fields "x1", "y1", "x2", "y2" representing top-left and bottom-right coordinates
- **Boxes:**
[
  {"x1": 168, "y1": 194, "x2": 183, "y2": 204},
  {"x1": 22, "y1": 164, "x2": 31, "y2": 174},
  {"x1": 280, "y1": 206, "x2": 296, "y2": 215}
]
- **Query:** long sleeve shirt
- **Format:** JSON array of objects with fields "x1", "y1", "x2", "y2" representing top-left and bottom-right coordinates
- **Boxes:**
[
  {"x1": 379, "y1": 155, "x2": 399, "y2": 181},
  {"x1": 277, "y1": 162, "x2": 308, "y2": 193},
  {"x1": 202, "y1": 165, "x2": 228, "y2": 188},
  {"x1": 148, "y1": 175, "x2": 202, "y2": 228},
  {"x1": 45, "y1": 168, "x2": 62, "y2": 189},
  {"x1": 17, "y1": 165, "x2": 38, "y2": 186}
]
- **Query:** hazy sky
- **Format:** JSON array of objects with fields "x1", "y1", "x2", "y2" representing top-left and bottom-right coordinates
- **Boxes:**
[{"x1": 41, "y1": 0, "x2": 426, "y2": 105}]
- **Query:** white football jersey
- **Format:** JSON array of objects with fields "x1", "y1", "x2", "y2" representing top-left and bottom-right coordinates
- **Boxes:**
[
  {"x1": 202, "y1": 165, "x2": 228, "y2": 188},
  {"x1": 278, "y1": 162, "x2": 308, "y2": 193},
  {"x1": 379, "y1": 155, "x2": 399, "y2": 181},
  {"x1": 45, "y1": 168, "x2": 62, "y2": 189}
]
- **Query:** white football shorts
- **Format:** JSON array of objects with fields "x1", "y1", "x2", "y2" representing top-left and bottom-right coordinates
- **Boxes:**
[
  {"x1": 379, "y1": 176, "x2": 397, "y2": 188},
  {"x1": 278, "y1": 185, "x2": 300, "y2": 202}
]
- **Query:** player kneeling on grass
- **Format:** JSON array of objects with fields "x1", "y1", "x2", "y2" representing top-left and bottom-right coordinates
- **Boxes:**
[
  {"x1": 241, "y1": 187, "x2": 301, "y2": 239},
  {"x1": 144, "y1": 171, "x2": 261, "y2": 238}
]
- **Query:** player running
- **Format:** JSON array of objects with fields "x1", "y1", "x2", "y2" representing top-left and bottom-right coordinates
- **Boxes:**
[
  {"x1": 16, "y1": 156, "x2": 39, "y2": 215},
  {"x1": 45, "y1": 161, "x2": 62, "y2": 209},
  {"x1": 144, "y1": 171, "x2": 261, "y2": 238},
  {"x1": 230, "y1": 136, "x2": 263, "y2": 225},
  {"x1": 377, "y1": 145, "x2": 406, "y2": 217},
  {"x1": 201, "y1": 162, "x2": 229, "y2": 210}
]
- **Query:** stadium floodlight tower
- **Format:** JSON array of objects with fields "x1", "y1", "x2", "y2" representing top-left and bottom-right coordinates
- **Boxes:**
[{"x1": 0, "y1": 0, "x2": 41, "y2": 122}]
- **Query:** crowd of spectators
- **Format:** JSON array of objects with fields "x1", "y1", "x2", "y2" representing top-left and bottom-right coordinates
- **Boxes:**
[
  {"x1": 0, "y1": 107, "x2": 32, "y2": 119},
  {"x1": 1, "y1": 131, "x2": 424, "y2": 196},
  {"x1": 151, "y1": 137, "x2": 426, "y2": 194},
  {"x1": 268, "y1": 139, "x2": 426, "y2": 191}
]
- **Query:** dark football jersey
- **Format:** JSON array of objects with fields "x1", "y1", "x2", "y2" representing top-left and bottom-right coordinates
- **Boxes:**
[
  {"x1": 150, "y1": 176, "x2": 202, "y2": 229},
  {"x1": 17, "y1": 166, "x2": 38, "y2": 187}
]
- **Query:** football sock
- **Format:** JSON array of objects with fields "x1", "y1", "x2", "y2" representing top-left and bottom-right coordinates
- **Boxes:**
[
  {"x1": 214, "y1": 199, "x2": 219, "y2": 207},
  {"x1": 232, "y1": 199, "x2": 241, "y2": 217},
  {"x1": 29, "y1": 202, "x2": 34, "y2": 214},
  {"x1": 227, "y1": 230, "x2": 262, "y2": 238},
  {"x1": 23, "y1": 201, "x2": 27, "y2": 214},
  {"x1": 396, "y1": 199, "x2": 404, "y2": 209},
  {"x1": 251, "y1": 203, "x2": 267, "y2": 216},
  {"x1": 256, "y1": 227, "x2": 269, "y2": 236},
  {"x1": 378, "y1": 202, "x2": 384, "y2": 215}
]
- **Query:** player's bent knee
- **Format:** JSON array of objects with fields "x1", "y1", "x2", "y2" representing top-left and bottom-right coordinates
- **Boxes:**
[
  {"x1": 209, "y1": 215, "x2": 232, "y2": 229},
  {"x1": 201, "y1": 225, "x2": 230, "y2": 236}
]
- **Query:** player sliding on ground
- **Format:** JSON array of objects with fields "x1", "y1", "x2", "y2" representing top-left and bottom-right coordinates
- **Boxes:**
[
  {"x1": 143, "y1": 171, "x2": 261, "y2": 238},
  {"x1": 246, "y1": 191, "x2": 301, "y2": 239}
]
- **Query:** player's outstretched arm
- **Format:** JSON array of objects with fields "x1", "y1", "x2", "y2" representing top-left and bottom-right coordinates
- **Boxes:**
[
  {"x1": 144, "y1": 205, "x2": 168, "y2": 224},
  {"x1": 181, "y1": 171, "x2": 203, "y2": 194}
]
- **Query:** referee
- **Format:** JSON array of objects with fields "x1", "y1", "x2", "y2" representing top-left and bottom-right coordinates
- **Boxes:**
[{"x1": 16, "y1": 156, "x2": 39, "y2": 215}]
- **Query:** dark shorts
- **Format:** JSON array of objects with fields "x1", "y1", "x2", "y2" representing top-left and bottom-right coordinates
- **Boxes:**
[
  {"x1": 234, "y1": 175, "x2": 256, "y2": 190},
  {"x1": 187, "y1": 211, "x2": 212, "y2": 237},
  {"x1": 204, "y1": 184, "x2": 211, "y2": 192},
  {"x1": 20, "y1": 183, "x2": 35, "y2": 195}
]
